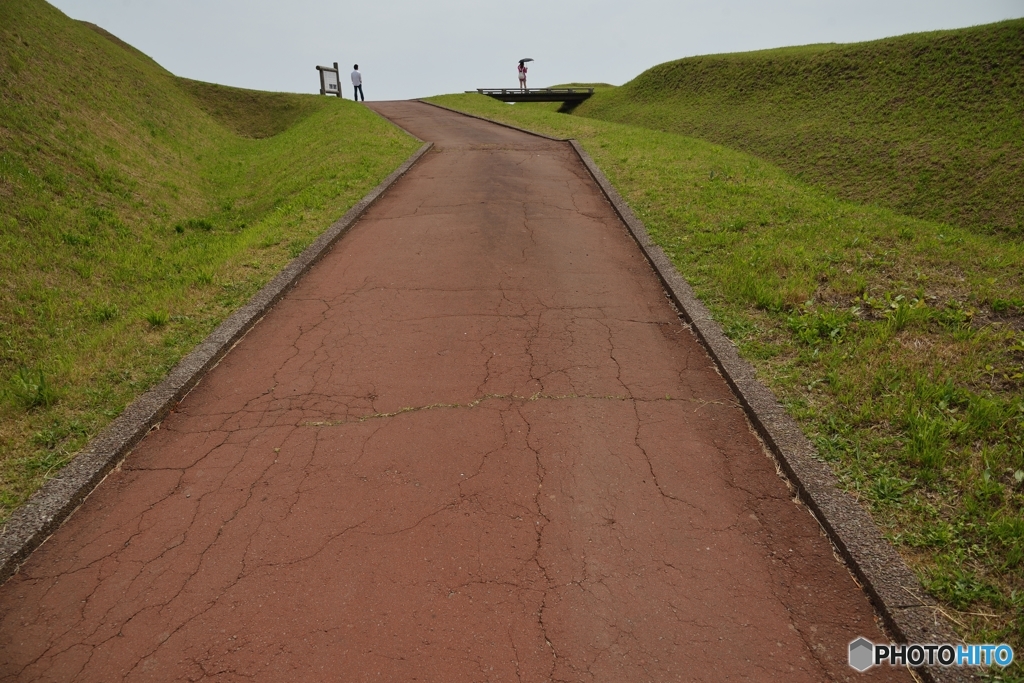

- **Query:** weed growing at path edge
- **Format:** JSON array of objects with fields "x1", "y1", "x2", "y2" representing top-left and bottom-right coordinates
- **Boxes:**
[{"x1": 428, "y1": 93, "x2": 1024, "y2": 676}]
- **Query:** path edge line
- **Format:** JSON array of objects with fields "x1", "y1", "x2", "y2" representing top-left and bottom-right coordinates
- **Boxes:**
[
  {"x1": 568, "y1": 139, "x2": 970, "y2": 683},
  {"x1": 0, "y1": 141, "x2": 434, "y2": 585}
]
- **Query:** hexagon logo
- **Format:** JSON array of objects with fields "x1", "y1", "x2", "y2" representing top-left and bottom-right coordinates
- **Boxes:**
[{"x1": 849, "y1": 637, "x2": 875, "y2": 672}]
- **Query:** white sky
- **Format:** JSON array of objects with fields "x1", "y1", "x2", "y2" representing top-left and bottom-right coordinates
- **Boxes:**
[{"x1": 50, "y1": 0, "x2": 1024, "y2": 101}]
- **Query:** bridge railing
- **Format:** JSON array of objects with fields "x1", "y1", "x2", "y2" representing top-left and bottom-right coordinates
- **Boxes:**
[{"x1": 472, "y1": 88, "x2": 595, "y2": 95}]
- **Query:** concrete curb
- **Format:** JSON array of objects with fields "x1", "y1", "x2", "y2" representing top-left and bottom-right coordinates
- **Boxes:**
[
  {"x1": 568, "y1": 140, "x2": 971, "y2": 683},
  {"x1": 0, "y1": 141, "x2": 434, "y2": 585},
  {"x1": 417, "y1": 99, "x2": 568, "y2": 142}
]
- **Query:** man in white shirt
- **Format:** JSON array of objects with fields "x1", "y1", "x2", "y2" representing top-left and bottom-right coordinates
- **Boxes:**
[{"x1": 351, "y1": 65, "x2": 364, "y2": 102}]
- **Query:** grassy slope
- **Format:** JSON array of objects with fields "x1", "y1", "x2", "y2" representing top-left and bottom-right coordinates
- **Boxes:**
[
  {"x1": 0, "y1": 0, "x2": 419, "y2": 519},
  {"x1": 428, "y1": 93, "x2": 1024, "y2": 674},
  {"x1": 177, "y1": 79, "x2": 328, "y2": 139},
  {"x1": 574, "y1": 20, "x2": 1024, "y2": 235}
]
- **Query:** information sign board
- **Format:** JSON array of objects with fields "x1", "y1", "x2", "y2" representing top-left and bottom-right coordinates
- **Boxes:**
[{"x1": 316, "y1": 63, "x2": 342, "y2": 98}]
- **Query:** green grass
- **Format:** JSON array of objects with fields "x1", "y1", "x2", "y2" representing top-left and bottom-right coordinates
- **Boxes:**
[
  {"x1": 0, "y1": 0, "x2": 419, "y2": 519},
  {"x1": 551, "y1": 82, "x2": 616, "y2": 90},
  {"x1": 573, "y1": 20, "x2": 1024, "y2": 236},
  {"x1": 177, "y1": 78, "x2": 330, "y2": 139},
  {"x1": 427, "y1": 92, "x2": 1024, "y2": 678}
]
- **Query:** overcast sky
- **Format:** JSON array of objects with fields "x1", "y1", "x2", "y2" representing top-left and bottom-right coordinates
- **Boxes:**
[{"x1": 50, "y1": 0, "x2": 1024, "y2": 101}]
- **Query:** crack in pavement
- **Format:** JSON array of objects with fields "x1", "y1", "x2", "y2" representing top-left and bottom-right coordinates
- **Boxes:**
[
  {"x1": 0, "y1": 100, "x2": 909, "y2": 683},
  {"x1": 300, "y1": 391, "x2": 732, "y2": 428}
]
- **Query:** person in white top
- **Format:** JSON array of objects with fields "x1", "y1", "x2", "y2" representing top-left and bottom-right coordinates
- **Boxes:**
[
  {"x1": 351, "y1": 65, "x2": 364, "y2": 102},
  {"x1": 517, "y1": 61, "x2": 527, "y2": 92}
]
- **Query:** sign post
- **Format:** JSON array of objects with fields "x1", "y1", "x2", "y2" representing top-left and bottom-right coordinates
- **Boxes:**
[{"x1": 316, "y1": 62, "x2": 342, "y2": 97}]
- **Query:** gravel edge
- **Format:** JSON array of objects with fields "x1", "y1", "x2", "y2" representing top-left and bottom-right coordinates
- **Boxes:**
[{"x1": 0, "y1": 141, "x2": 434, "y2": 585}]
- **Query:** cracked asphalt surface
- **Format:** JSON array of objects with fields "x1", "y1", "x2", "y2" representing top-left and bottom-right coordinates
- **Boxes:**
[{"x1": 0, "y1": 101, "x2": 909, "y2": 681}]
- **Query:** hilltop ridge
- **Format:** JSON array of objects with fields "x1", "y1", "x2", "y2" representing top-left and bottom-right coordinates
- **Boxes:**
[{"x1": 574, "y1": 19, "x2": 1024, "y2": 234}]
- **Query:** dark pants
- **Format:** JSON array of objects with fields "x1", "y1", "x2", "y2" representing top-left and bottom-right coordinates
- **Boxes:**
[{"x1": 353, "y1": 85, "x2": 364, "y2": 102}]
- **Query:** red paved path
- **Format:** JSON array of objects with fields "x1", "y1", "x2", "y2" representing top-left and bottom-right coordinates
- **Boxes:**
[{"x1": 0, "y1": 102, "x2": 908, "y2": 681}]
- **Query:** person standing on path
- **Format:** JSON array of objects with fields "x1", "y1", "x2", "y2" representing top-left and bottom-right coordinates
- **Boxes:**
[
  {"x1": 517, "y1": 60, "x2": 527, "y2": 92},
  {"x1": 351, "y1": 64, "x2": 364, "y2": 102}
]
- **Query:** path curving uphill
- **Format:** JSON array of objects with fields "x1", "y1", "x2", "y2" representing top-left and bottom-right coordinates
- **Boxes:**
[{"x1": 0, "y1": 101, "x2": 907, "y2": 682}]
